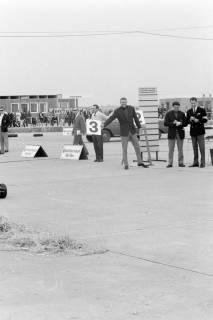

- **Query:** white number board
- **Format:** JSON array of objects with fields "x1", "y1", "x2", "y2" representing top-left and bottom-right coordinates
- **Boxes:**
[
  {"x1": 86, "y1": 119, "x2": 101, "y2": 135},
  {"x1": 60, "y1": 145, "x2": 83, "y2": 160},
  {"x1": 63, "y1": 127, "x2": 73, "y2": 136},
  {"x1": 136, "y1": 110, "x2": 146, "y2": 125}
]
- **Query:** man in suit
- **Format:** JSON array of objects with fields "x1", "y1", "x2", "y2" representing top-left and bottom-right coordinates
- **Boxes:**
[
  {"x1": 186, "y1": 97, "x2": 208, "y2": 168},
  {"x1": 164, "y1": 101, "x2": 187, "y2": 168},
  {"x1": 72, "y1": 109, "x2": 89, "y2": 159},
  {"x1": 0, "y1": 107, "x2": 10, "y2": 155},
  {"x1": 104, "y1": 97, "x2": 148, "y2": 169},
  {"x1": 91, "y1": 105, "x2": 108, "y2": 162}
]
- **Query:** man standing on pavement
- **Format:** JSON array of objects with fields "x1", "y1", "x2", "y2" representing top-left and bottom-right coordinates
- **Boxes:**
[
  {"x1": 91, "y1": 105, "x2": 108, "y2": 162},
  {"x1": 186, "y1": 97, "x2": 208, "y2": 168},
  {"x1": 164, "y1": 101, "x2": 187, "y2": 168},
  {"x1": 0, "y1": 107, "x2": 10, "y2": 155},
  {"x1": 104, "y1": 97, "x2": 148, "y2": 169},
  {"x1": 72, "y1": 109, "x2": 89, "y2": 159}
]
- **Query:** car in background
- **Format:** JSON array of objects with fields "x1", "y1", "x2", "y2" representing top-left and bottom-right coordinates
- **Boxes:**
[{"x1": 86, "y1": 117, "x2": 168, "y2": 142}]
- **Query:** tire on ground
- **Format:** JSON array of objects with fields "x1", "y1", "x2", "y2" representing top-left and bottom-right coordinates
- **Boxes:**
[{"x1": 0, "y1": 184, "x2": 7, "y2": 199}]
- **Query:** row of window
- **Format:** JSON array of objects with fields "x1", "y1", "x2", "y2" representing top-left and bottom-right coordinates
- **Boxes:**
[{"x1": 11, "y1": 103, "x2": 48, "y2": 114}]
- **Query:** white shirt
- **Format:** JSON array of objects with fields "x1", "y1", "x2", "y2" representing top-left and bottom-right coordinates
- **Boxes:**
[
  {"x1": 92, "y1": 110, "x2": 108, "y2": 123},
  {"x1": 0, "y1": 114, "x2": 4, "y2": 126}
]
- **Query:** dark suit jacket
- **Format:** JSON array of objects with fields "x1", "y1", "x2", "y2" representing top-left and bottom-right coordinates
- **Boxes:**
[
  {"x1": 164, "y1": 110, "x2": 187, "y2": 140},
  {"x1": 186, "y1": 106, "x2": 208, "y2": 136},
  {"x1": 72, "y1": 113, "x2": 86, "y2": 136},
  {"x1": 0, "y1": 114, "x2": 10, "y2": 133},
  {"x1": 104, "y1": 105, "x2": 141, "y2": 137}
]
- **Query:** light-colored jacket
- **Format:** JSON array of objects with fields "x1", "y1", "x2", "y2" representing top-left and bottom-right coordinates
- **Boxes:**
[{"x1": 73, "y1": 113, "x2": 86, "y2": 136}]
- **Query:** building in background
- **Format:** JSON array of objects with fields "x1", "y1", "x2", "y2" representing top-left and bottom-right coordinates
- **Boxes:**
[
  {"x1": 0, "y1": 94, "x2": 81, "y2": 115},
  {"x1": 159, "y1": 94, "x2": 213, "y2": 119}
]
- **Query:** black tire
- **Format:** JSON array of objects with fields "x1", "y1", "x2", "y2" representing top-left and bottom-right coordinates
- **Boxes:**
[
  {"x1": 102, "y1": 130, "x2": 111, "y2": 142},
  {"x1": 33, "y1": 133, "x2": 43, "y2": 137},
  {"x1": 0, "y1": 184, "x2": 7, "y2": 199},
  {"x1": 86, "y1": 135, "x2": 93, "y2": 143},
  {"x1": 8, "y1": 134, "x2": 18, "y2": 138}
]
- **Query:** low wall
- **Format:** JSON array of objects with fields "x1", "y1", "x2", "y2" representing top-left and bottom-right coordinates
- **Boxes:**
[{"x1": 8, "y1": 126, "x2": 64, "y2": 133}]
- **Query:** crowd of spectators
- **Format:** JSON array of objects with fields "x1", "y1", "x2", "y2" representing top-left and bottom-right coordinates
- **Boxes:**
[{"x1": 6, "y1": 109, "x2": 90, "y2": 128}]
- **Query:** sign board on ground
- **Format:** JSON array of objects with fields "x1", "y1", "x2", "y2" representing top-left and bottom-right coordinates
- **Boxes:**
[
  {"x1": 63, "y1": 127, "x2": 73, "y2": 136},
  {"x1": 60, "y1": 145, "x2": 83, "y2": 160},
  {"x1": 86, "y1": 119, "x2": 101, "y2": 135},
  {"x1": 21, "y1": 145, "x2": 48, "y2": 158}
]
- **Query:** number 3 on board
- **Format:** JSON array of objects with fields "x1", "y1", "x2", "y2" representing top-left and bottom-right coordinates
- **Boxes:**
[{"x1": 86, "y1": 119, "x2": 102, "y2": 135}]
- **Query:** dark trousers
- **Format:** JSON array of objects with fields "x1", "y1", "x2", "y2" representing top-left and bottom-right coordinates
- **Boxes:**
[
  {"x1": 191, "y1": 134, "x2": 205, "y2": 166},
  {"x1": 93, "y1": 134, "x2": 103, "y2": 160},
  {"x1": 168, "y1": 133, "x2": 184, "y2": 166}
]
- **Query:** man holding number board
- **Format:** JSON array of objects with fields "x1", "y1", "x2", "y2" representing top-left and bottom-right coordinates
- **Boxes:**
[
  {"x1": 91, "y1": 105, "x2": 108, "y2": 162},
  {"x1": 104, "y1": 97, "x2": 149, "y2": 169}
]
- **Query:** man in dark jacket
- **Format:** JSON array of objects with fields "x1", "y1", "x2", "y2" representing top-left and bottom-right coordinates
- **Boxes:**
[
  {"x1": 164, "y1": 101, "x2": 187, "y2": 168},
  {"x1": 0, "y1": 108, "x2": 10, "y2": 154},
  {"x1": 186, "y1": 97, "x2": 208, "y2": 168},
  {"x1": 104, "y1": 97, "x2": 148, "y2": 169}
]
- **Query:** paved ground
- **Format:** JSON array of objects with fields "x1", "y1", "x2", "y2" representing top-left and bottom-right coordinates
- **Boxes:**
[{"x1": 0, "y1": 132, "x2": 213, "y2": 320}]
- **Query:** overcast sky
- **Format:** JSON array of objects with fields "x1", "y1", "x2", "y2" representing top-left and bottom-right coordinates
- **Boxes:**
[{"x1": 0, "y1": 0, "x2": 212, "y2": 106}]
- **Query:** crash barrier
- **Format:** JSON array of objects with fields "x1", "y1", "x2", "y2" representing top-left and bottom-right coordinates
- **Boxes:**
[
  {"x1": 138, "y1": 87, "x2": 161, "y2": 161},
  {"x1": 33, "y1": 133, "x2": 43, "y2": 137},
  {"x1": 8, "y1": 134, "x2": 18, "y2": 138},
  {"x1": 0, "y1": 184, "x2": 7, "y2": 199}
]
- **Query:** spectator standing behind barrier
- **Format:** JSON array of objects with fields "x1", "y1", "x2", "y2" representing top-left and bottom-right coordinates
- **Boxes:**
[
  {"x1": 91, "y1": 105, "x2": 108, "y2": 162},
  {"x1": 164, "y1": 101, "x2": 187, "y2": 168},
  {"x1": 186, "y1": 97, "x2": 208, "y2": 168},
  {"x1": 73, "y1": 109, "x2": 89, "y2": 159},
  {"x1": 0, "y1": 107, "x2": 10, "y2": 154},
  {"x1": 104, "y1": 97, "x2": 149, "y2": 169}
]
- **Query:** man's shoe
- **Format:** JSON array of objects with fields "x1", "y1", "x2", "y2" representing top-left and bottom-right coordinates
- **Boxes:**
[
  {"x1": 5, "y1": 150, "x2": 8, "y2": 153},
  {"x1": 124, "y1": 165, "x2": 129, "y2": 170},
  {"x1": 179, "y1": 164, "x2": 185, "y2": 167},
  {"x1": 200, "y1": 164, "x2": 205, "y2": 168},
  {"x1": 94, "y1": 159, "x2": 98, "y2": 162},
  {"x1": 166, "y1": 164, "x2": 173, "y2": 168},
  {"x1": 98, "y1": 159, "x2": 103, "y2": 162},
  {"x1": 138, "y1": 163, "x2": 149, "y2": 168},
  {"x1": 189, "y1": 164, "x2": 199, "y2": 167}
]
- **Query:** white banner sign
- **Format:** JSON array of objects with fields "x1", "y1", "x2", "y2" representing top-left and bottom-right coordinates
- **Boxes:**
[
  {"x1": 21, "y1": 145, "x2": 48, "y2": 158},
  {"x1": 60, "y1": 145, "x2": 83, "y2": 160},
  {"x1": 63, "y1": 127, "x2": 73, "y2": 136},
  {"x1": 86, "y1": 119, "x2": 101, "y2": 135}
]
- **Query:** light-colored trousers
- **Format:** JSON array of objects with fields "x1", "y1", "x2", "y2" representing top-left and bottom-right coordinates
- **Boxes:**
[
  {"x1": 191, "y1": 134, "x2": 205, "y2": 166},
  {"x1": 168, "y1": 133, "x2": 184, "y2": 165},
  {"x1": 121, "y1": 133, "x2": 142, "y2": 166},
  {"x1": 0, "y1": 131, "x2": 9, "y2": 153}
]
